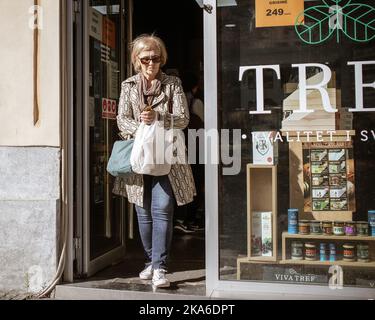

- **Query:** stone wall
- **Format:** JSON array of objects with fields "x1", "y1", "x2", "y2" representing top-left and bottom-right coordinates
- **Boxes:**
[{"x1": 0, "y1": 147, "x2": 60, "y2": 294}]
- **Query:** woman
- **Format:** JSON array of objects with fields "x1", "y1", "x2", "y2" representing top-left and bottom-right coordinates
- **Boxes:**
[{"x1": 113, "y1": 34, "x2": 196, "y2": 288}]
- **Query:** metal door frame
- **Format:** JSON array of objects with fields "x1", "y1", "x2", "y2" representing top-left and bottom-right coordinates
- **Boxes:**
[
  {"x1": 62, "y1": 0, "x2": 74, "y2": 283},
  {"x1": 81, "y1": 0, "x2": 128, "y2": 277}
]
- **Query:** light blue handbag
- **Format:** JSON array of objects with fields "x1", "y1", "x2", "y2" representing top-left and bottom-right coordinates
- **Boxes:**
[{"x1": 106, "y1": 139, "x2": 134, "y2": 177}]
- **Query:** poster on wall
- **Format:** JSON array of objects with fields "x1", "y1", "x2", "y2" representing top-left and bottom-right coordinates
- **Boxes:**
[
  {"x1": 255, "y1": 0, "x2": 304, "y2": 28},
  {"x1": 302, "y1": 141, "x2": 356, "y2": 214}
]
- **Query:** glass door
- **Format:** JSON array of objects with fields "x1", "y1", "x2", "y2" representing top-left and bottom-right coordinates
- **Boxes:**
[{"x1": 82, "y1": 0, "x2": 128, "y2": 276}]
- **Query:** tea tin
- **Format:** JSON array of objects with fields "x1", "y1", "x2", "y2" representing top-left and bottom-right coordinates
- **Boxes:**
[
  {"x1": 333, "y1": 221, "x2": 345, "y2": 236},
  {"x1": 291, "y1": 241, "x2": 304, "y2": 260},
  {"x1": 299, "y1": 220, "x2": 310, "y2": 235},
  {"x1": 329, "y1": 243, "x2": 336, "y2": 261},
  {"x1": 320, "y1": 243, "x2": 328, "y2": 261},
  {"x1": 345, "y1": 221, "x2": 357, "y2": 236},
  {"x1": 305, "y1": 242, "x2": 317, "y2": 261},
  {"x1": 368, "y1": 210, "x2": 375, "y2": 227},
  {"x1": 322, "y1": 221, "x2": 333, "y2": 235},
  {"x1": 343, "y1": 243, "x2": 356, "y2": 262},
  {"x1": 369, "y1": 210, "x2": 375, "y2": 236},
  {"x1": 356, "y1": 221, "x2": 369, "y2": 236},
  {"x1": 310, "y1": 221, "x2": 322, "y2": 234},
  {"x1": 357, "y1": 243, "x2": 370, "y2": 262},
  {"x1": 288, "y1": 209, "x2": 299, "y2": 234}
]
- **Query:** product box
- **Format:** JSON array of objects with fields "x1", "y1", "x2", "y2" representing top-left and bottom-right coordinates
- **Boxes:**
[
  {"x1": 252, "y1": 131, "x2": 278, "y2": 165},
  {"x1": 251, "y1": 212, "x2": 262, "y2": 256},
  {"x1": 252, "y1": 211, "x2": 273, "y2": 257},
  {"x1": 261, "y1": 212, "x2": 273, "y2": 257}
]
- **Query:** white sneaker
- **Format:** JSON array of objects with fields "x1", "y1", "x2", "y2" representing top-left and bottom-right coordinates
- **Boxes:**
[
  {"x1": 152, "y1": 269, "x2": 170, "y2": 288},
  {"x1": 139, "y1": 265, "x2": 153, "y2": 280}
]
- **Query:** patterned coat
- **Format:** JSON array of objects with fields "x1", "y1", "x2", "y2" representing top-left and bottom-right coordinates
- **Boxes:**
[{"x1": 112, "y1": 72, "x2": 197, "y2": 207}]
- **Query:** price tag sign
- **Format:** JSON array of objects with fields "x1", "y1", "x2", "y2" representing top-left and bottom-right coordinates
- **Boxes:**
[{"x1": 255, "y1": 0, "x2": 304, "y2": 28}]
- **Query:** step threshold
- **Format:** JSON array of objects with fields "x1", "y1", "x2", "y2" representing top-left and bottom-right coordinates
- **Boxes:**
[{"x1": 54, "y1": 284, "x2": 210, "y2": 300}]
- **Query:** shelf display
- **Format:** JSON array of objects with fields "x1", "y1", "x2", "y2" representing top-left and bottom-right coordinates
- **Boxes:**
[
  {"x1": 281, "y1": 232, "x2": 375, "y2": 267},
  {"x1": 239, "y1": 128, "x2": 374, "y2": 279},
  {"x1": 244, "y1": 208, "x2": 375, "y2": 270}
]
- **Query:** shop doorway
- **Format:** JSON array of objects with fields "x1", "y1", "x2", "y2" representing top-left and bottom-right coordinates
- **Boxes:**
[{"x1": 69, "y1": 0, "x2": 205, "y2": 295}]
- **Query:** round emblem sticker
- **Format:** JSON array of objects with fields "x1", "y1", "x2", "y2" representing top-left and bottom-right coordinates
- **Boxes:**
[{"x1": 267, "y1": 157, "x2": 272, "y2": 163}]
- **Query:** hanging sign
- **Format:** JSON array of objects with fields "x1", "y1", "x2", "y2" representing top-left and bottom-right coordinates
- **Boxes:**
[
  {"x1": 255, "y1": 0, "x2": 304, "y2": 28},
  {"x1": 102, "y1": 17, "x2": 116, "y2": 49},
  {"x1": 102, "y1": 98, "x2": 117, "y2": 120}
]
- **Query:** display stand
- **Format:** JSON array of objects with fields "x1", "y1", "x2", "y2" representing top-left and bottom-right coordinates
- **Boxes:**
[{"x1": 237, "y1": 164, "x2": 278, "y2": 279}]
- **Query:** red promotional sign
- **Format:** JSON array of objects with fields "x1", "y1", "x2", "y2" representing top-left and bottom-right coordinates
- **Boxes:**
[{"x1": 102, "y1": 98, "x2": 117, "y2": 120}]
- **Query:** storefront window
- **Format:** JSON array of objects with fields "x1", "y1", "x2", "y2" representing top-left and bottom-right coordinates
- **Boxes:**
[{"x1": 217, "y1": 0, "x2": 375, "y2": 288}]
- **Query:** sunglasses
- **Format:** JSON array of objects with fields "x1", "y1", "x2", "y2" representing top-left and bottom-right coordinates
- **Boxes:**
[{"x1": 139, "y1": 56, "x2": 161, "y2": 65}]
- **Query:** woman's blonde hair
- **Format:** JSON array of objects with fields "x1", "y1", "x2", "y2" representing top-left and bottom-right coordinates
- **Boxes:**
[{"x1": 130, "y1": 34, "x2": 168, "y2": 73}]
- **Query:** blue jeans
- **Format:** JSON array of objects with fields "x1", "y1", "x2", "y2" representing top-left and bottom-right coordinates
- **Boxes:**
[{"x1": 135, "y1": 175, "x2": 175, "y2": 270}]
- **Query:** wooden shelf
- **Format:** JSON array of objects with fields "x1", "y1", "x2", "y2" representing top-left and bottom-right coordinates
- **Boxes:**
[
  {"x1": 282, "y1": 231, "x2": 375, "y2": 265},
  {"x1": 282, "y1": 232, "x2": 375, "y2": 242},
  {"x1": 246, "y1": 164, "x2": 278, "y2": 261},
  {"x1": 237, "y1": 257, "x2": 277, "y2": 265},
  {"x1": 237, "y1": 256, "x2": 375, "y2": 268},
  {"x1": 279, "y1": 259, "x2": 375, "y2": 268}
]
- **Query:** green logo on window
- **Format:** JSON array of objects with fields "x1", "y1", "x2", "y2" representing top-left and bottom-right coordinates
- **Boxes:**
[{"x1": 295, "y1": 0, "x2": 375, "y2": 44}]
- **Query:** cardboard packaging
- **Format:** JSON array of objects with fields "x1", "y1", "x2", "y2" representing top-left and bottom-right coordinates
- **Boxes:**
[{"x1": 252, "y1": 211, "x2": 273, "y2": 257}]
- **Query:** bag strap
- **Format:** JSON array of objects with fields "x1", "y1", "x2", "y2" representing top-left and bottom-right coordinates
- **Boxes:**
[
  {"x1": 168, "y1": 95, "x2": 173, "y2": 113},
  {"x1": 167, "y1": 92, "x2": 174, "y2": 129}
]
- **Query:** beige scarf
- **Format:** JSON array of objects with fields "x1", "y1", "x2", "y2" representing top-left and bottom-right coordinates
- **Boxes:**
[{"x1": 137, "y1": 72, "x2": 162, "y2": 111}]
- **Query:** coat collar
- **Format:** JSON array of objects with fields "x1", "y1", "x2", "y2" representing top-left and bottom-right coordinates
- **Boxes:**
[
  {"x1": 124, "y1": 72, "x2": 171, "y2": 85},
  {"x1": 125, "y1": 72, "x2": 169, "y2": 107}
]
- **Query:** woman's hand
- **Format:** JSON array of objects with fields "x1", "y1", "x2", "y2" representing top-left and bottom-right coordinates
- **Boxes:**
[{"x1": 140, "y1": 109, "x2": 157, "y2": 125}]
